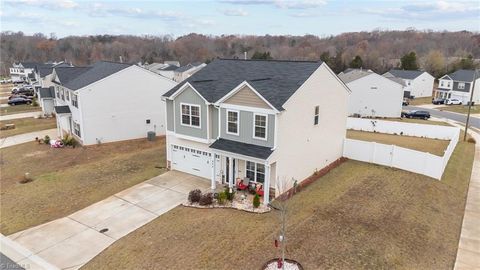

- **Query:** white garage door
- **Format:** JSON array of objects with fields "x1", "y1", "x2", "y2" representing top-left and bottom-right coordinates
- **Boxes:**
[{"x1": 171, "y1": 145, "x2": 212, "y2": 179}]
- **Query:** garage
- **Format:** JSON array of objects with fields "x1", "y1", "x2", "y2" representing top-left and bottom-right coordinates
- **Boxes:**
[{"x1": 171, "y1": 145, "x2": 212, "y2": 179}]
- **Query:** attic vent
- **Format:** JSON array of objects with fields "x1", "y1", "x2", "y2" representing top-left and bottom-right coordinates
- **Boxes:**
[{"x1": 250, "y1": 77, "x2": 271, "y2": 82}]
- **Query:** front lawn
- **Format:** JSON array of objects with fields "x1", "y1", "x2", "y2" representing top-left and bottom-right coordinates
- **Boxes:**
[
  {"x1": 84, "y1": 137, "x2": 474, "y2": 270},
  {"x1": 0, "y1": 104, "x2": 41, "y2": 115},
  {"x1": 0, "y1": 117, "x2": 56, "y2": 138},
  {"x1": 0, "y1": 138, "x2": 167, "y2": 235},
  {"x1": 409, "y1": 96, "x2": 432, "y2": 105},
  {"x1": 347, "y1": 129, "x2": 450, "y2": 156},
  {"x1": 438, "y1": 105, "x2": 480, "y2": 115},
  {"x1": 381, "y1": 117, "x2": 452, "y2": 126}
]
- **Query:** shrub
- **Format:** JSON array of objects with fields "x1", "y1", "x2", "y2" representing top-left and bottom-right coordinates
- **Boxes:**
[
  {"x1": 199, "y1": 193, "x2": 213, "y2": 205},
  {"x1": 224, "y1": 187, "x2": 235, "y2": 201},
  {"x1": 62, "y1": 135, "x2": 79, "y2": 147},
  {"x1": 467, "y1": 137, "x2": 476, "y2": 144},
  {"x1": 44, "y1": 135, "x2": 51, "y2": 145},
  {"x1": 217, "y1": 191, "x2": 227, "y2": 205},
  {"x1": 188, "y1": 189, "x2": 202, "y2": 203},
  {"x1": 31, "y1": 97, "x2": 38, "y2": 107},
  {"x1": 253, "y1": 194, "x2": 260, "y2": 208}
]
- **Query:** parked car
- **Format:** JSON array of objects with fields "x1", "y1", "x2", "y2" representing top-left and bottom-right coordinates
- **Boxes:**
[
  {"x1": 8, "y1": 94, "x2": 33, "y2": 100},
  {"x1": 12, "y1": 88, "x2": 34, "y2": 96},
  {"x1": 401, "y1": 110, "x2": 431, "y2": 119},
  {"x1": 445, "y1": 98, "x2": 462, "y2": 105},
  {"x1": 432, "y1": 98, "x2": 446, "y2": 105},
  {"x1": 402, "y1": 98, "x2": 410, "y2": 106},
  {"x1": 8, "y1": 97, "x2": 32, "y2": 106}
]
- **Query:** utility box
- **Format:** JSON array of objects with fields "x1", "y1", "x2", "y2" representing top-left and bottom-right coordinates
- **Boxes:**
[{"x1": 147, "y1": 131, "x2": 156, "y2": 141}]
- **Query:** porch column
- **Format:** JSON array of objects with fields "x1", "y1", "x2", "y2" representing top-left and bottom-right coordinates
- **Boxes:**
[
  {"x1": 263, "y1": 163, "x2": 270, "y2": 205},
  {"x1": 228, "y1": 157, "x2": 234, "y2": 188},
  {"x1": 211, "y1": 154, "x2": 216, "y2": 191}
]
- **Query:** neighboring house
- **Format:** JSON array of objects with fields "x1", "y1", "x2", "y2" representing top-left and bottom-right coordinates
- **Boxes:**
[
  {"x1": 383, "y1": 69, "x2": 434, "y2": 98},
  {"x1": 144, "y1": 63, "x2": 178, "y2": 80},
  {"x1": 9, "y1": 62, "x2": 39, "y2": 83},
  {"x1": 38, "y1": 87, "x2": 56, "y2": 115},
  {"x1": 339, "y1": 69, "x2": 404, "y2": 118},
  {"x1": 51, "y1": 61, "x2": 177, "y2": 145},
  {"x1": 173, "y1": 62, "x2": 206, "y2": 82},
  {"x1": 162, "y1": 59, "x2": 350, "y2": 204},
  {"x1": 435, "y1": 69, "x2": 480, "y2": 103},
  {"x1": 35, "y1": 62, "x2": 73, "y2": 88}
]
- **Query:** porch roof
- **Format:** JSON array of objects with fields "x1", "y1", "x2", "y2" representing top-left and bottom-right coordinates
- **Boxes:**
[
  {"x1": 209, "y1": 138, "x2": 273, "y2": 160},
  {"x1": 54, "y1": 105, "x2": 71, "y2": 114}
]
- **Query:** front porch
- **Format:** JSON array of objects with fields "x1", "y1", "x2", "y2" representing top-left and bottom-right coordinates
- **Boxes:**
[{"x1": 209, "y1": 138, "x2": 276, "y2": 205}]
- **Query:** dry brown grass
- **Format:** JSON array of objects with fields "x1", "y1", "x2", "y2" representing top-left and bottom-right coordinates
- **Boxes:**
[
  {"x1": 409, "y1": 97, "x2": 432, "y2": 105},
  {"x1": 438, "y1": 105, "x2": 480, "y2": 115},
  {"x1": 0, "y1": 117, "x2": 56, "y2": 138},
  {"x1": 0, "y1": 104, "x2": 41, "y2": 115},
  {"x1": 0, "y1": 138, "x2": 167, "y2": 235},
  {"x1": 84, "y1": 138, "x2": 474, "y2": 270},
  {"x1": 346, "y1": 130, "x2": 450, "y2": 156},
  {"x1": 381, "y1": 117, "x2": 452, "y2": 126}
]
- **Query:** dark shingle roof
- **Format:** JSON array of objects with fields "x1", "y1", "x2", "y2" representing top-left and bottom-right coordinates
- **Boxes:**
[
  {"x1": 20, "y1": 62, "x2": 41, "y2": 69},
  {"x1": 37, "y1": 62, "x2": 74, "y2": 77},
  {"x1": 447, "y1": 69, "x2": 478, "y2": 82},
  {"x1": 209, "y1": 138, "x2": 273, "y2": 159},
  {"x1": 161, "y1": 65, "x2": 179, "y2": 71},
  {"x1": 164, "y1": 59, "x2": 323, "y2": 110},
  {"x1": 54, "y1": 105, "x2": 71, "y2": 114},
  {"x1": 54, "y1": 61, "x2": 131, "y2": 90},
  {"x1": 386, "y1": 69, "x2": 424, "y2": 80},
  {"x1": 39, "y1": 87, "x2": 55, "y2": 99}
]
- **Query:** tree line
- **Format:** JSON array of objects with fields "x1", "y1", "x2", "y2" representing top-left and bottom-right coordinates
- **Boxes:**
[{"x1": 1, "y1": 30, "x2": 479, "y2": 77}]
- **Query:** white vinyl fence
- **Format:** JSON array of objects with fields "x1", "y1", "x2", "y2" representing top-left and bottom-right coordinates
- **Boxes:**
[{"x1": 343, "y1": 118, "x2": 460, "y2": 180}]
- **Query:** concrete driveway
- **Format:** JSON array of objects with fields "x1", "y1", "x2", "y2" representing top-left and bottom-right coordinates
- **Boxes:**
[
  {"x1": 0, "y1": 128, "x2": 57, "y2": 149},
  {"x1": 4, "y1": 171, "x2": 210, "y2": 270}
]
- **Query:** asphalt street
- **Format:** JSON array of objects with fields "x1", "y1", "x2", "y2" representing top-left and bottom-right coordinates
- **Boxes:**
[{"x1": 405, "y1": 106, "x2": 480, "y2": 129}]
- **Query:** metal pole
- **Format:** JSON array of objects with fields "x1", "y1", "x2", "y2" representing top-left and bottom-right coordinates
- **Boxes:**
[{"x1": 464, "y1": 69, "x2": 478, "y2": 141}]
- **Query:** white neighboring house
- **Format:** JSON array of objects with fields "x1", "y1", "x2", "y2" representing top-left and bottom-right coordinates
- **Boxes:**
[
  {"x1": 9, "y1": 62, "x2": 39, "y2": 83},
  {"x1": 51, "y1": 61, "x2": 177, "y2": 145},
  {"x1": 435, "y1": 69, "x2": 480, "y2": 103},
  {"x1": 383, "y1": 69, "x2": 434, "y2": 98},
  {"x1": 144, "y1": 62, "x2": 179, "y2": 80},
  {"x1": 38, "y1": 87, "x2": 56, "y2": 115},
  {"x1": 339, "y1": 69, "x2": 404, "y2": 117},
  {"x1": 162, "y1": 59, "x2": 350, "y2": 204},
  {"x1": 35, "y1": 62, "x2": 73, "y2": 88},
  {"x1": 173, "y1": 62, "x2": 206, "y2": 82}
]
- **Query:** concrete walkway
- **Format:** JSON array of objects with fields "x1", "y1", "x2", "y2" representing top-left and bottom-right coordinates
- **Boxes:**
[
  {"x1": 0, "y1": 128, "x2": 57, "y2": 149},
  {"x1": 454, "y1": 129, "x2": 480, "y2": 269},
  {"x1": 0, "y1": 111, "x2": 42, "y2": 121},
  {"x1": 3, "y1": 171, "x2": 210, "y2": 270}
]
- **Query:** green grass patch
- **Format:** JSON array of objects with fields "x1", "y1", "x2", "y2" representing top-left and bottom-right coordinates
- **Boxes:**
[{"x1": 0, "y1": 117, "x2": 56, "y2": 138}]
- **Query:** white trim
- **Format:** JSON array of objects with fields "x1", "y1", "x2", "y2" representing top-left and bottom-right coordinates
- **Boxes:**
[
  {"x1": 219, "y1": 103, "x2": 277, "y2": 115},
  {"x1": 179, "y1": 102, "x2": 201, "y2": 129},
  {"x1": 212, "y1": 149, "x2": 266, "y2": 164},
  {"x1": 214, "y1": 81, "x2": 280, "y2": 113},
  {"x1": 273, "y1": 113, "x2": 278, "y2": 150},
  {"x1": 216, "y1": 106, "x2": 221, "y2": 139},
  {"x1": 168, "y1": 82, "x2": 210, "y2": 104},
  {"x1": 206, "y1": 105, "x2": 210, "y2": 140},
  {"x1": 244, "y1": 160, "x2": 266, "y2": 184},
  {"x1": 225, "y1": 109, "x2": 240, "y2": 136},
  {"x1": 253, "y1": 112, "x2": 268, "y2": 141},
  {"x1": 173, "y1": 99, "x2": 176, "y2": 133},
  {"x1": 167, "y1": 130, "x2": 210, "y2": 144}
]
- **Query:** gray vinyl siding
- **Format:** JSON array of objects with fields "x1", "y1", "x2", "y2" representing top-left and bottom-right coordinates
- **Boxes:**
[
  {"x1": 219, "y1": 108, "x2": 274, "y2": 148},
  {"x1": 173, "y1": 86, "x2": 208, "y2": 139},
  {"x1": 453, "y1": 81, "x2": 471, "y2": 93},
  {"x1": 166, "y1": 99, "x2": 174, "y2": 131},
  {"x1": 210, "y1": 106, "x2": 219, "y2": 138}
]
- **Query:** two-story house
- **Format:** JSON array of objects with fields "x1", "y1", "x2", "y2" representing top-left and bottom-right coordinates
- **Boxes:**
[
  {"x1": 173, "y1": 62, "x2": 206, "y2": 82},
  {"x1": 435, "y1": 69, "x2": 480, "y2": 103},
  {"x1": 383, "y1": 69, "x2": 434, "y2": 98},
  {"x1": 162, "y1": 59, "x2": 350, "y2": 204},
  {"x1": 51, "y1": 61, "x2": 177, "y2": 145},
  {"x1": 9, "y1": 62, "x2": 39, "y2": 83}
]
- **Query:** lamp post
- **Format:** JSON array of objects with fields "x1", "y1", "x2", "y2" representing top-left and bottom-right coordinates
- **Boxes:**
[{"x1": 464, "y1": 69, "x2": 478, "y2": 141}]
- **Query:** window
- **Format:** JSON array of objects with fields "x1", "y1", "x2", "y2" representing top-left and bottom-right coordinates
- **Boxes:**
[
  {"x1": 226, "y1": 110, "x2": 239, "y2": 135},
  {"x1": 246, "y1": 161, "x2": 265, "y2": 183},
  {"x1": 73, "y1": 122, "x2": 81, "y2": 137},
  {"x1": 440, "y1": 81, "x2": 444, "y2": 87},
  {"x1": 314, "y1": 106, "x2": 319, "y2": 125},
  {"x1": 447, "y1": 82, "x2": 451, "y2": 87},
  {"x1": 71, "y1": 93, "x2": 78, "y2": 108},
  {"x1": 146, "y1": 119, "x2": 151, "y2": 124},
  {"x1": 56, "y1": 86, "x2": 60, "y2": 98},
  {"x1": 253, "y1": 113, "x2": 267, "y2": 139},
  {"x1": 61, "y1": 88, "x2": 65, "y2": 101},
  {"x1": 66, "y1": 91, "x2": 70, "y2": 101},
  {"x1": 458, "y1": 82, "x2": 465, "y2": 90},
  {"x1": 181, "y1": 104, "x2": 201, "y2": 128}
]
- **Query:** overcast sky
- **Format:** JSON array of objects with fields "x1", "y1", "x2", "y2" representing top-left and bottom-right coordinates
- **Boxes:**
[{"x1": 1, "y1": 0, "x2": 479, "y2": 37}]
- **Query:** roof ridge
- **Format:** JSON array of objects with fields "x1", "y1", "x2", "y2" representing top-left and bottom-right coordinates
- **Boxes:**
[{"x1": 217, "y1": 58, "x2": 321, "y2": 63}]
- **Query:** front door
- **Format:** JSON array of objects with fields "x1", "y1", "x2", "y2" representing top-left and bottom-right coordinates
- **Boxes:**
[{"x1": 225, "y1": 157, "x2": 236, "y2": 185}]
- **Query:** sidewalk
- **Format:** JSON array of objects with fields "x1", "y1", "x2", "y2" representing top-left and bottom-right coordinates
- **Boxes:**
[
  {"x1": 0, "y1": 111, "x2": 43, "y2": 121},
  {"x1": 0, "y1": 128, "x2": 57, "y2": 149},
  {"x1": 454, "y1": 128, "x2": 480, "y2": 269}
]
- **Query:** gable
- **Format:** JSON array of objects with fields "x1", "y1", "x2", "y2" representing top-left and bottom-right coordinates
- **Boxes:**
[{"x1": 223, "y1": 85, "x2": 271, "y2": 109}]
